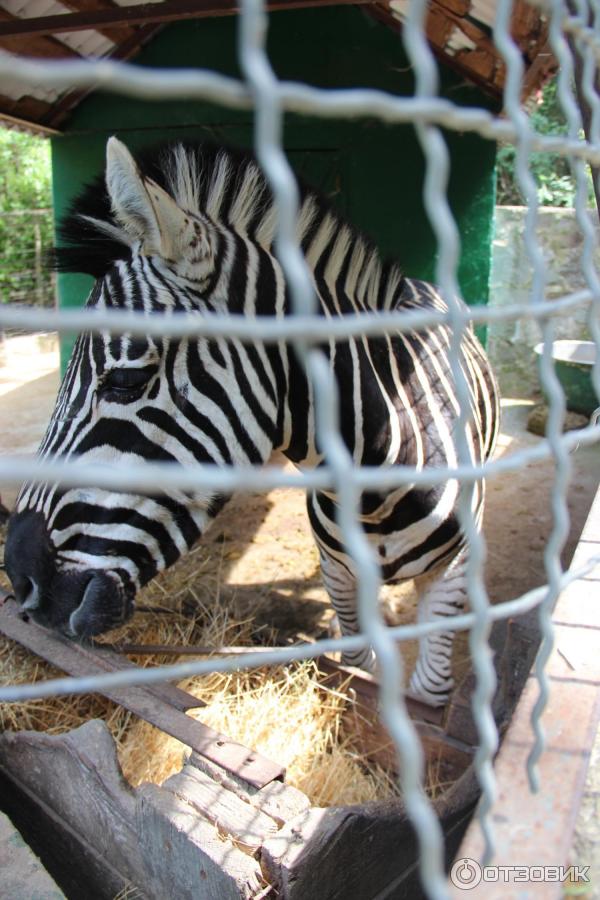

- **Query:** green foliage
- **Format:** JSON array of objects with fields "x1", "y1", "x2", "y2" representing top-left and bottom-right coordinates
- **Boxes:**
[
  {"x1": 0, "y1": 129, "x2": 52, "y2": 211},
  {"x1": 0, "y1": 129, "x2": 54, "y2": 306},
  {"x1": 496, "y1": 78, "x2": 582, "y2": 208}
]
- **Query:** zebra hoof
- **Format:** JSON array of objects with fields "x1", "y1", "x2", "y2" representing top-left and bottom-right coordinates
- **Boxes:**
[
  {"x1": 340, "y1": 648, "x2": 378, "y2": 675},
  {"x1": 407, "y1": 674, "x2": 454, "y2": 708},
  {"x1": 328, "y1": 614, "x2": 342, "y2": 640}
]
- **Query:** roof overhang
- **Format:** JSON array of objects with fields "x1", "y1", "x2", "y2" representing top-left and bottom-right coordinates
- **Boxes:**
[{"x1": 0, "y1": 0, "x2": 554, "y2": 135}]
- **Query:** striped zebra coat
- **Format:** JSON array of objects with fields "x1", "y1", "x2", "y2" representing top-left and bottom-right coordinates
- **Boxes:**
[{"x1": 5, "y1": 138, "x2": 499, "y2": 706}]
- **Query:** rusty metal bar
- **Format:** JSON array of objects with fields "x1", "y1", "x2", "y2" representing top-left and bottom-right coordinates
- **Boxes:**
[
  {"x1": 106, "y1": 636, "x2": 450, "y2": 725},
  {"x1": 0, "y1": 593, "x2": 285, "y2": 789},
  {"x1": 102, "y1": 640, "x2": 296, "y2": 656}
]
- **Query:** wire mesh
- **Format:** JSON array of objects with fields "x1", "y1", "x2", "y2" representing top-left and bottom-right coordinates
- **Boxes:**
[
  {"x1": 1, "y1": 1, "x2": 600, "y2": 898},
  {"x1": 0, "y1": 209, "x2": 55, "y2": 311}
]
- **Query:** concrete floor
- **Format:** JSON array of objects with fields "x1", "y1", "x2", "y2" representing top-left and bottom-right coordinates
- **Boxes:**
[
  {"x1": 0, "y1": 334, "x2": 60, "y2": 511},
  {"x1": 0, "y1": 810, "x2": 65, "y2": 900}
]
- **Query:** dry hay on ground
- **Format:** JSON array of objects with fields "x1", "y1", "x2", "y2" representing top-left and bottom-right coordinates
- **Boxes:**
[{"x1": 0, "y1": 536, "x2": 408, "y2": 808}]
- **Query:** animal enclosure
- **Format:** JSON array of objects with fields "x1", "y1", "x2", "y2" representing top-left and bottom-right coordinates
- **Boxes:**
[{"x1": 0, "y1": 0, "x2": 600, "y2": 898}]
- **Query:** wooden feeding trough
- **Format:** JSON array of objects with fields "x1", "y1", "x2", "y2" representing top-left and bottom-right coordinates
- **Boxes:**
[{"x1": 0, "y1": 584, "x2": 542, "y2": 900}]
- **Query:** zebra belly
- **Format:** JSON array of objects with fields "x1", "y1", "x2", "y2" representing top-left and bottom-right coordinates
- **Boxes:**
[{"x1": 308, "y1": 479, "x2": 466, "y2": 583}]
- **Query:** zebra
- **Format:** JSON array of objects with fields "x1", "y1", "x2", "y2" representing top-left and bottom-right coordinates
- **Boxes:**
[{"x1": 5, "y1": 137, "x2": 499, "y2": 706}]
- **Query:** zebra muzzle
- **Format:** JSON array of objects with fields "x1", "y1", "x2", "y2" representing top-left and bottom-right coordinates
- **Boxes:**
[
  {"x1": 66, "y1": 570, "x2": 132, "y2": 638},
  {"x1": 5, "y1": 509, "x2": 133, "y2": 637}
]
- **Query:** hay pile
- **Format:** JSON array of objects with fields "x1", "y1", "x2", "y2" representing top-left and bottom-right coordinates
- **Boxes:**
[
  {"x1": 0, "y1": 536, "x2": 402, "y2": 808},
  {"x1": 120, "y1": 663, "x2": 400, "y2": 805}
]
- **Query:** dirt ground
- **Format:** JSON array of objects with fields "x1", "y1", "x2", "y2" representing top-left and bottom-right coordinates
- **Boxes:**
[{"x1": 1, "y1": 334, "x2": 599, "y2": 685}]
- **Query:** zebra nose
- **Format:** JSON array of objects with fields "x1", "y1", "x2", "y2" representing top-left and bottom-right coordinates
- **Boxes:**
[
  {"x1": 66, "y1": 571, "x2": 128, "y2": 638},
  {"x1": 10, "y1": 574, "x2": 40, "y2": 610},
  {"x1": 4, "y1": 509, "x2": 55, "y2": 612}
]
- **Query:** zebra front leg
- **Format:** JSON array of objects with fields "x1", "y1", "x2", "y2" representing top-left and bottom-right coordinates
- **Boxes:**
[
  {"x1": 408, "y1": 549, "x2": 468, "y2": 707},
  {"x1": 319, "y1": 551, "x2": 377, "y2": 672}
]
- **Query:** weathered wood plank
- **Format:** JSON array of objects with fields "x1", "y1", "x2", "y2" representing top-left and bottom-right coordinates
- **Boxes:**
[
  {"x1": 445, "y1": 613, "x2": 540, "y2": 746},
  {"x1": 189, "y1": 752, "x2": 311, "y2": 826},
  {"x1": 262, "y1": 804, "x2": 423, "y2": 900},
  {"x1": 262, "y1": 765, "x2": 483, "y2": 900},
  {"x1": 253, "y1": 779, "x2": 312, "y2": 828},
  {"x1": 0, "y1": 720, "x2": 269, "y2": 899},
  {"x1": 0, "y1": 722, "x2": 143, "y2": 898},
  {"x1": 0, "y1": 722, "x2": 140, "y2": 870},
  {"x1": 137, "y1": 783, "x2": 265, "y2": 900},
  {"x1": 163, "y1": 764, "x2": 279, "y2": 851},
  {"x1": 0, "y1": 767, "x2": 134, "y2": 899}
]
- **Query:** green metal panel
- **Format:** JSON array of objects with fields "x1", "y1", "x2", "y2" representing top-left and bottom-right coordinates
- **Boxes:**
[{"x1": 52, "y1": 6, "x2": 497, "y2": 369}]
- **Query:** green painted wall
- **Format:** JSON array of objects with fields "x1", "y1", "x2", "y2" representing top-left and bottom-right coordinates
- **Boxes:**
[{"x1": 52, "y1": 6, "x2": 498, "y2": 367}]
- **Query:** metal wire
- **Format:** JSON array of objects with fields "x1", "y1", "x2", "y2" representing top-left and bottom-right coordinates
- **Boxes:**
[
  {"x1": 3, "y1": 50, "x2": 600, "y2": 163},
  {"x1": 0, "y1": 417, "x2": 599, "y2": 492},
  {"x1": 403, "y1": 0, "x2": 499, "y2": 872},
  {"x1": 0, "y1": 553, "x2": 598, "y2": 705},
  {"x1": 527, "y1": 0, "x2": 600, "y2": 795},
  {"x1": 1, "y1": 1, "x2": 600, "y2": 898},
  {"x1": 0, "y1": 285, "x2": 596, "y2": 336}
]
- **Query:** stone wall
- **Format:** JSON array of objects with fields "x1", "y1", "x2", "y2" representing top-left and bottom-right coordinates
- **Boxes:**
[{"x1": 488, "y1": 206, "x2": 598, "y2": 399}]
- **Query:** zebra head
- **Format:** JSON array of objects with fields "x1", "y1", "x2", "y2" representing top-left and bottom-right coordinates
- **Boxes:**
[{"x1": 5, "y1": 138, "x2": 282, "y2": 637}]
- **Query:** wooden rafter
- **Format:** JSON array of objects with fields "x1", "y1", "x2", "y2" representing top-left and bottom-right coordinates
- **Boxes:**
[
  {"x1": 520, "y1": 38, "x2": 555, "y2": 102},
  {"x1": 369, "y1": 1, "x2": 503, "y2": 99},
  {"x1": 0, "y1": 90, "x2": 52, "y2": 118},
  {"x1": 436, "y1": 0, "x2": 471, "y2": 14},
  {"x1": 0, "y1": 9, "x2": 81, "y2": 59},
  {"x1": 43, "y1": 23, "x2": 164, "y2": 130},
  {"x1": 0, "y1": 0, "x2": 555, "y2": 133},
  {"x1": 0, "y1": 91, "x2": 59, "y2": 134},
  {"x1": 58, "y1": 0, "x2": 140, "y2": 44},
  {"x1": 0, "y1": 0, "x2": 372, "y2": 38},
  {"x1": 371, "y1": 0, "x2": 554, "y2": 100}
]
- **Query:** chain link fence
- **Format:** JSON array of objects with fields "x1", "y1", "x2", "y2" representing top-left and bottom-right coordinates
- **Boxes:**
[
  {"x1": 0, "y1": 207, "x2": 55, "y2": 359},
  {"x1": 0, "y1": 208, "x2": 54, "y2": 308},
  {"x1": 0, "y1": 0, "x2": 599, "y2": 897}
]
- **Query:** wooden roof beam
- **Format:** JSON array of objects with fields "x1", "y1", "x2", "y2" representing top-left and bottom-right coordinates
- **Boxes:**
[
  {"x1": 371, "y1": 0, "x2": 504, "y2": 99},
  {"x1": 42, "y1": 22, "x2": 163, "y2": 130},
  {"x1": 58, "y1": 0, "x2": 140, "y2": 44},
  {"x1": 0, "y1": 9, "x2": 81, "y2": 58},
  {"x1": 0, "y1": 91, "x2": 59, "y2": 134},
  {"x1": 0, "y1": 0, "x2": 372, "y2": 38}
]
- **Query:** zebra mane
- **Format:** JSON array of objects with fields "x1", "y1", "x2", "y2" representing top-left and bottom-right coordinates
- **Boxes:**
[
  {"x1": 53, "y1": 140, "x2": 405, "y2": 312},
  {"x1": 53, "y1": 141, "x2": 270, "y2": 278}
]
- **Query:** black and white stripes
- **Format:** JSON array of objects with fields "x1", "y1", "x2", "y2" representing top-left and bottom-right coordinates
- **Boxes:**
[{"x1": 7, "y1": 137, "x2": 499, "y2": 704}]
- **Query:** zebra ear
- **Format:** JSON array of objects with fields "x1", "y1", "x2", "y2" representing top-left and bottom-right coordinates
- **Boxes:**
[
  {"x1": 105, "y1": 137, "x2": 163, "y2": 249},
  {"x1": 105, "y1": 137, "x2": 211, "y2": 264}
]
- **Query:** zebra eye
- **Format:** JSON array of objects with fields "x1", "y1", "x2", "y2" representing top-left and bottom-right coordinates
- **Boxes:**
[{"x1": 99, "y1": 365, "x2": 158, "y2": 401}]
